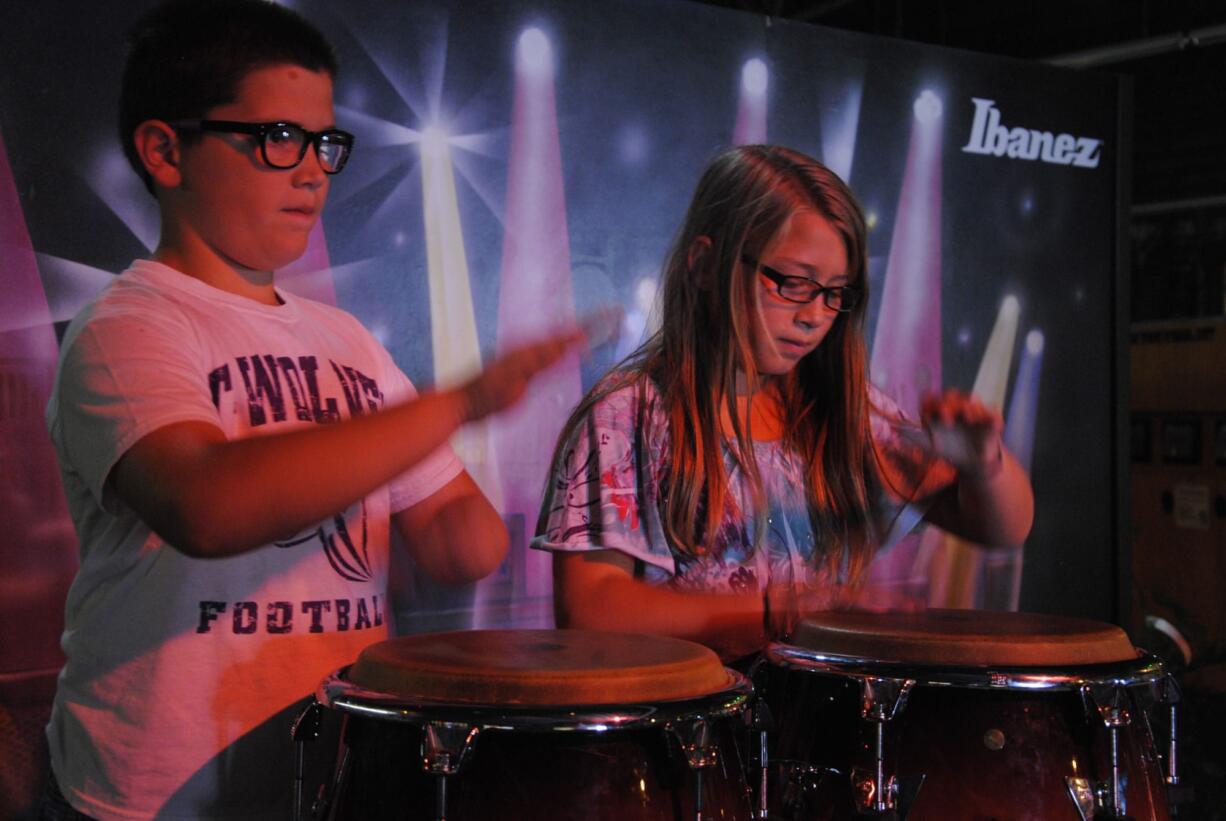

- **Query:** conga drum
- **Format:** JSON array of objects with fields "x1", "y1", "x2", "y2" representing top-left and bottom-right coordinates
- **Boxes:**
[
  {"x1": 295, "y1": 629, "x2": 754, "y2": 820},
  {"x1": 758, "y1": 610, "x2": 1179, "y2": 820}
]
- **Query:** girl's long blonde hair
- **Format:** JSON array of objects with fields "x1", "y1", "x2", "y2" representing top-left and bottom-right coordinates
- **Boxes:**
[{"x1": 547, "y1": 145, "x2": 882, "y2": 583}]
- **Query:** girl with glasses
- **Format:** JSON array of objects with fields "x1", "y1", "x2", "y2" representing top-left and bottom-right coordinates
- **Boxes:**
[{"x1": 533, "y1": 145, "x2": 1034, "y2": 661}]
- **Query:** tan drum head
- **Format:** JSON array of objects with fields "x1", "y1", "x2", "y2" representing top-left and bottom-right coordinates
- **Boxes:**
[
  {"x1": 789, "y1": 609, "x2": 1137, "y2": 666},
  {"x1": 348, "y1": 629, "x2": 736, "y2": 706}
]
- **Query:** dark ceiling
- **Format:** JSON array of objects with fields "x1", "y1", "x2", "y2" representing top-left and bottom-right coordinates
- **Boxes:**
[{"x1": 695, "y1": 0, "x2": 1226, "y2": 206}]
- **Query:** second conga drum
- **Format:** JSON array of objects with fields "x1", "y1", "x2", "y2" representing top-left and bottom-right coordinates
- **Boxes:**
[
  {"x1": 297, "y1": 629, "x2": 754, "y2": 820},
  {"x1": 759, "y1": 609, "x2": 1178, "y2": 821}
]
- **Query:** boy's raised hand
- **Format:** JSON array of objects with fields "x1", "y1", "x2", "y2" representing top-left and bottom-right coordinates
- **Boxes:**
[{"x1": 458, "y1": 307, "x2": 623, "y2": 422}]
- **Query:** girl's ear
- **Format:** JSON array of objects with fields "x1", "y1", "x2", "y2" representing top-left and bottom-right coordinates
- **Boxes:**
[{"x1": 687, "y1": 235, "x2": 714, "y2": 283}]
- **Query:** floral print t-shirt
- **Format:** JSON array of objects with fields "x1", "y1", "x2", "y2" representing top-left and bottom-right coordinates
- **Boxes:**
[{"x1": 532, "y1": 377, "x2": 953, "y2": 595}]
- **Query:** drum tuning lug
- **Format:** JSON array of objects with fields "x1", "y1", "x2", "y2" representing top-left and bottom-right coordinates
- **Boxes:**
[
  {"x1": 669, "y1": 718, "x2": 720, "y2": 769},
  {"x1": 291, "y1": 701, "x2": 324, "y2": 742},
  {"x1": 858, "y1": 677, "x2": 914, "y2": 723},
  {"x1": 751, "y1": 697, "x2": 776, "y2": 731},
  {"x1": 1157, "y1": 672, "x2": 1183, "y2": 705},
  {"x1": 420, "y1": 721, "x2": 480, "y2": 776},
  {"x1": 291, "y1": 702, "x2": 327, "y2": 821},
  {"x1": 1081, "y1": 684, "x2": 1132, "y2": 729}
]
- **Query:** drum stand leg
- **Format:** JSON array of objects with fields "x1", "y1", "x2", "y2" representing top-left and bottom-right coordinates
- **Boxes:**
[{"x1": 291, "y1": 701, "x2": 324, "y2": 821}]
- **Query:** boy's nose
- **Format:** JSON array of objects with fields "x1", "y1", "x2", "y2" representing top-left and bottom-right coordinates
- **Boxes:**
[{"x1": 292, "y1": 145, "x2": 328, "y2": 189}]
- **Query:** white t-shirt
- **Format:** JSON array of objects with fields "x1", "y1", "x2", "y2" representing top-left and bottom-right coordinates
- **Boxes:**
[{"x1": 45, "y1": 260, "x2": 462, "y2": 820}]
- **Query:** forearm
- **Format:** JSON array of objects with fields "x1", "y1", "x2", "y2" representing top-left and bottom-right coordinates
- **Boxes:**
[
  {"x1": 396, "y1": 490, "x2": 509, "y2": 585},
  {"x1": 951, "y1": 448, "x2": 1035, "y2": 546},
  {"x1": 555, "y1": 564, "x2": 766, "y2": 661},
  {"x1": 141, "y1": 389, "x2": 470, "y2": 556}
]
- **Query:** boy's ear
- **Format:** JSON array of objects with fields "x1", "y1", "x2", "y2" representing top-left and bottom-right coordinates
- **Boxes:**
[{"x1": 132, "y1": 120, "x2": 183, "y2": 189}]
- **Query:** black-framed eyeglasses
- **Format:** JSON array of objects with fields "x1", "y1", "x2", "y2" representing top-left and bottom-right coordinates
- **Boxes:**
[
  {"x1": 171, "y1": 120, "x2": 355, "y2": 174},
  {"x1": 744, "y1": 256, "x2": 859, "y2": 312}
]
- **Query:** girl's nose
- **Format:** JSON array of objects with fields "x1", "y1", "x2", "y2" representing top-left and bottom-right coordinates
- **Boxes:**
[{"x1": 795, "y1": 296, "x2": 834, "y2": 328}]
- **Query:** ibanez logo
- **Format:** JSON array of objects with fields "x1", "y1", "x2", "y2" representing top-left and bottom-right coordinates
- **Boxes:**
[{"x1": 962, "y1": 98, "x2": 1102, "y2": 169}]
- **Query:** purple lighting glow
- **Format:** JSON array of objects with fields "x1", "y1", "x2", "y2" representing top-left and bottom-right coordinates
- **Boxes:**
[{"x1": 733, "y1": 58, "x2": 768, "y2": 145}]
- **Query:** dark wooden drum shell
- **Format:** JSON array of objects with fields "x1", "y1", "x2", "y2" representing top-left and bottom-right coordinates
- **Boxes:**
[
  {"x1": 762, "y1": 610, "x2": 1174, "y2": 821},
  {"x1": 330, "y1": 715, "x2": 751, "y2": 820},
  {"x1": 301, "y1": 629, "x2": 755, "y2": 821}
]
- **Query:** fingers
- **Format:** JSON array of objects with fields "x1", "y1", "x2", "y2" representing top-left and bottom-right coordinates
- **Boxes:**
[
  {"x1": 460, "y1": 323, "x2": 595, "y2": 422},
  {"x1": 920, "y1": 388, "x2": 1006, "y2": 476},
  {"x1": 921, "y1": 388, "x2": 1003, "y2": 434}
]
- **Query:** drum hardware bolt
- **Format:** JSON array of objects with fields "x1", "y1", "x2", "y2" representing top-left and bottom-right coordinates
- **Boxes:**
[
  {"x1": 751, "y1": 698, "x2": 775, "y2": 819},
  {"x1": 852, "y1": 767, "x2": 924, "y2": 818},
  {"x1": 852, "y1": 766, "x2": 896, "y2": 813},
  {"x1": 1153, "y1": 673, "x2": 1182, "y2": 785},
  {"x1": 853, "y1": 677, "x2": 913, "y2": 814},
  {"x1": 1083, "y1": 683, "x2": 1134, "y2": 819},
  {"x1": 758, "y1": 729, "x2": 769, "y2": 819},
  {"x1": 982, "y1": 728, "x2": 1006, "y2": 751},
  {"x1": 1165, "y1": 703, "x2": 1180, "y2": 785}
]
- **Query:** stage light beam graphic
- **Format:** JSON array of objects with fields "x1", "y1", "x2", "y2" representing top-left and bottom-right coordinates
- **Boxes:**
[
  {"x1": 733, "y1": 58, "x2": 769, "y2": 145},
  {"x1": 870, "y1": 89, "x2": 946, "y2": 418},
  {"x1": 922, "y1": 295, "x2": 1022, "y2": 608},
  {"x1": 419, "y1": 127, "x2": 504, "y2": 509},
  {"x1": 996, "y1": 329, "x2": 1044, "y2": 609},
  {"x1": 864, "y1": 89, "x2": 946, "y2": 595},
  {"x1": 491, "y1": 27, "x2": 582, "y2": 621},
  {"x1": 819, "y1": 77, "x2": 864, "y2": 183}
]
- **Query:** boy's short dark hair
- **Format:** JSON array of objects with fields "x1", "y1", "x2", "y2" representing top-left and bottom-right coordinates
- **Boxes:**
[{"x1": 119, "y1": 0, "x2": 339, "y2": 193}]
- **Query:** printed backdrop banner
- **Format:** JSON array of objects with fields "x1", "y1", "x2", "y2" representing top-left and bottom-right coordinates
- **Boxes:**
[{"x1": 0, "y1": 0, "x2": 1124, "y2": 646}]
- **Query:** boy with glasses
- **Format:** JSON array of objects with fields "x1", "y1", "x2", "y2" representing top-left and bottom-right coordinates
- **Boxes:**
[{"x1": 40, "y1": 1, "x2": 580, "y2": 817}]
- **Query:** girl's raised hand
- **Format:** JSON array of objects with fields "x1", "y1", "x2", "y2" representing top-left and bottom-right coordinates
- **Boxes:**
[{"x1": 920, "y1": 389, "x2": 1005, "y2": 480}]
